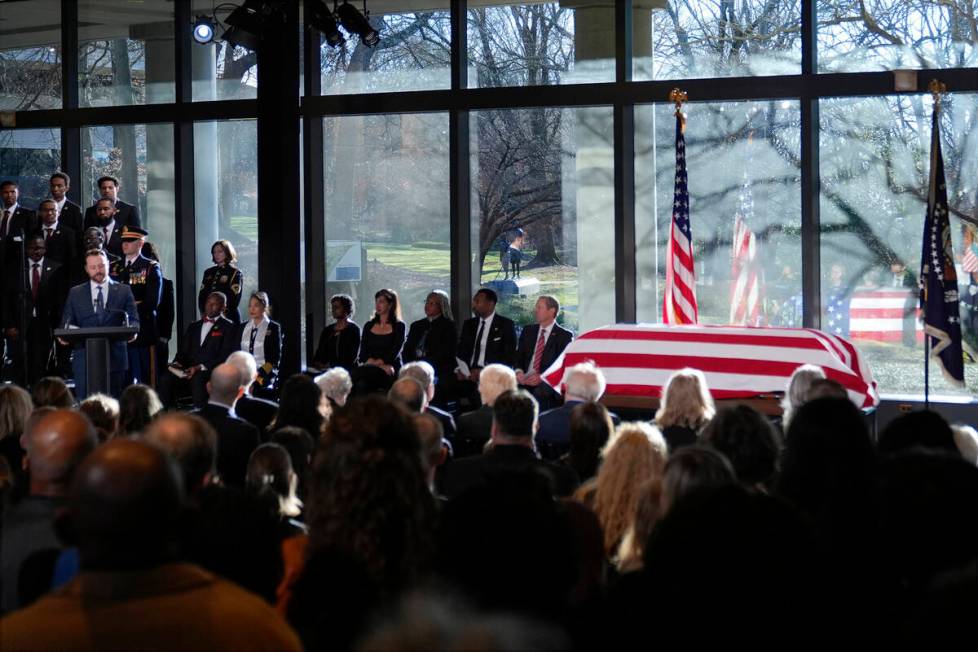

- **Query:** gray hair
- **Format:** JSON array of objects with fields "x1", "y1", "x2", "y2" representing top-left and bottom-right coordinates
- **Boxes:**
[
  {"x1": 315, "y1": 367, "x2": 353, "y2": 405},
  {"x1": 400, "y1": 361, "x2": 435, "y2": 391},
  {"x1": 478, "y1": 364, "x2": 518, "y2": 406},
  {"x1": 563, "y1": 361, "x2": 606, "y2": 402},
  {"x1": 780, "y1": 364, "x2": 826, "y2": 428},
  {"x1": 427, "y1": 290, "x2": 453, "y2": 322},
  {"x1": 226, "y1": 350, "x2": 258, "y2": 390}
]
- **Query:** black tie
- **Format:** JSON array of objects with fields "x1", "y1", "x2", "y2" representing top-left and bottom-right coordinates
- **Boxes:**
[
  {"x1": 471, "y1": 319, "x2": 485, "y2": 368},
  {"x1": 95, "y1": 286, "x2": 104, "y2": 314},
  {"x1": 249, "y1": 326, "x2": 259, "y2": 353}
]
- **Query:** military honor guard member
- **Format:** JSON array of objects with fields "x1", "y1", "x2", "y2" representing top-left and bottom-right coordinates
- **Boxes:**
[
  {"x1": 198, "y1": 239, "x2": 244, "y2": 322},
  {"x1": 110, "y1": 226, "x2": 162, "y2": 386}
]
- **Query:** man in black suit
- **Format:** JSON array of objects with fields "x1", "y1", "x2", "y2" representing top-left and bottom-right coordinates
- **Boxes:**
[
  {"x1": 402, "y1": 291, "x2": 457, "y2": 399},
  {"x1": 226, "y1": 350, "x2": 278, "y2": 436},
  {"x1": 537, "y1": 361, "x2": 619, "y2": 452},
  {"x1": 454, "y1": 363, "x2": 517, "y2": 458},
  {"x1": 3, "y1": 234, "x2": 67, "y2": 387},
  {"x1": 88, "y1": 197, "x2": 125, "y2": 257},
  {"x1": 398, "y1": 361, "x2": 456, "y2": 439},
  {"x1": 0, "y1": 181, "x2": 37, "y2": 290},
  {"x1": 83, "y1": 175, "x2": 140, "y2": 230},
  {"x1": 50, "y1": 172, "x2": 84, "y2": 252},
  {"x1": 35, "y1": 199, "x2": 77, "y2": 274},
  {"x1": 442, "y1": 389, "x2": 579, "y2": 499},
  {"x1": 110, "y1": 226, "x2": 162, "y2": 387},
  {"x1": 141, "y1": 241, "x2": 174, "y2": 388},
  {"x1": 191, "y1": 363, "x2": 260, "y2": 487},
  {"x1": 515, "y1": 295, "x2": 574, "y2": 410},
  {"x1": 455, "y1": 288, "x2": 517, "y2": 409},
  {"x1": 159, "y1": 291, "x2": 239, "y2": 408}
]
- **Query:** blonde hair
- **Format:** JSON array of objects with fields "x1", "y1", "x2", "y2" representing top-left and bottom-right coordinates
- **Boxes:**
[
  {"x1": 616, "y1": 477, "x2": 663, "y2": 573},
  {"x1": 780, "y1": 364, "x2": 826, "y2": 429},
  {"x1": 0, "y1": 385, "x2": 33, "y2": 441},
  {"x1": 578, "y1": 422, "x2": 668, "y2": 556},
  {"x1": 655, "y1": 368, "x2": 715, "y2": 429}
]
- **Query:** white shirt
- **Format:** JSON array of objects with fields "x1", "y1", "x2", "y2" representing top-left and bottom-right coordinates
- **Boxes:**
[
  {"x1": 200, "y1": 317, "x2": 217, "y2": 345},
  {"x1": 241, "y1": 315, "x2": 270, "y2": 365},
  {"x1": 125, "y1": 254, "x2": 139, "y2": 267},
  {"x1": 101, "y1": 219, "x2": 116, "y2": 240},
  {"x1": 474, "y1": 311, "x2": 496, "y2": 368},
  {"x1": 42, "y1": 220, "x2": 59, "y2": 236},
  {"x1": 90, "y1": 280, "x2": 109, "y2": 310},
  {"x1": 1, "y1": 203, "x2": 17, "y2": 235},
  {"x1": 54, "y1": 197, "x2": 66, "y2": 215},
  {"x1": 520, "y1": 322, "x2": 554, "y2": 373}
]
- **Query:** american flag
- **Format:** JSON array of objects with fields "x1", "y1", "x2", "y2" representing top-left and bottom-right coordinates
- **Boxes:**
[
  {"x1": 542, "y1": 324, "x2": 879, "y2": 409},
  {"x1": 663, "y1": 108, "x2": 698, "y2": 324},
  {"x1": 729, "y1": 169, "x2": 764, "y2": 325},
  {"x1": 964, "y1": 242, "x2": 978, "y2": 273},
  {"x1": 919, "y1": 104, "x2": 964, "y2": 386}
]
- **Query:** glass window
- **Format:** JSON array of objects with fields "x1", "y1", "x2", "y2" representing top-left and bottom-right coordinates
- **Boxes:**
[
  {"x1": 635, "y1": 0, "x2": 802, "y2": 81},
  {"x1": 81, "y1": 123, "x2": 176, "y2": 331},
  {"x1": 0, "y1": 0, "x2": 61, "y2": 110},
  {"x1": 191, "y1": 0, "x2": 257, "y2": 101},
  {"x1": 194, "y1": 120, "x2": 259, "y2": 318},
  {"x1": 321, "y1": 2, "x2": 450, "y2": 94},
  {"x1": 323, "y1": 113, "x2": 450, "y2": 326},
  {"x1": 468, "y1": 2, "x2": 614, "y2": 88},
  {"x1": 818, "y1": 0, "x2": 978, "y2": 73},
  {"x1": 471, "y1": 106, "x2": 615, "y2": 333},
  {"x1": 78, "y1": 0, "x2": 175, "y2": 107},
  {"x1": 0, "y1": 129, "x2": 61, "y2": 206},
  {"x1": 819, "y1": 94, "x2": 978, "y2": 396},
  {"x1": 636, "y1": 100, "x2": 803, "y2": 329}
]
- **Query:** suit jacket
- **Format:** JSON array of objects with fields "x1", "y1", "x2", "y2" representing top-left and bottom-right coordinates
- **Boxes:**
[
  {"x1": 426, "y1": 404, "x2": 456, "y2": 439},
  {"x1": 61, "y1": 279, "x2": 139, "y2": 372},
  {"x1": 441, "y1": 444, "x2": 579, "y2": 499},
  {"x1": 175, "y1": 316, "x2": 239, "y2": 370},
  {"x1": 58, "y1": 199, "x2": 84, "y2": 235},
  {"x1": 192, "y1": 403, "x2": 261, "y2": 487},
  {"x1": 5, "y1": 259, "x2": 67, "y2": 332},
  {"x1": 456, "y1": 313, "x2": 518, "y2": 369},
  {"x1": 110, "y1": 254, "x2": 162, "y2": 346},
  {"x1": 313, "y1": 322, "x2": 361, "y2": 371},
  {"x1": 84, "y1": 199, "x2": 140, "y2": 230},
  {"x1": 515, "y1": 322, "x2": 573, "y2": 375},
  {"x1": 239, "y1": 319, "x2": 282, "y2": 389},
  {"x1": 235, "y1": 394, "x2": 279, "y2": 437},
  {"x1": 402, "y1": 315, "x2": 457, "y2": 379},
  {"x1": 454, "y1": 405, "x2": 494, "y2": 458},
  {"x1": 38, "y1": 223, "x2": 77, "y2": 270},
  {"x1": 0, "y1": 207, "x2": 36, "y2": 267},
  {"x1": 157, "y1": 278, "x2": 175, "y2": 341},
  {"x1": 537, "y1": 400, "x2": 621, "y2": 445}
]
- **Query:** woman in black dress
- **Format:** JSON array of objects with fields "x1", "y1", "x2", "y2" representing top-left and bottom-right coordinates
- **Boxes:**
[
  {"x1": 198, "y1": 239, "x2": 244, "y2": 322},
  {"x1": 352, "y1": 288, "x2": 406, "y2": 395},
  {"x1": 312, "y1": 294, "x2": 361, "y2": 371}
]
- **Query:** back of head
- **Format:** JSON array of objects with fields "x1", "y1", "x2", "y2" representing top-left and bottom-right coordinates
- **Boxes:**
[
  {"x1": 26, "y1": 410, "x2": 98, "y2": 496},
  {"x1": 315, "y1": 367, "x2": 353, "y2": 404},
  {"x1": 118, "y1": 384, "x2": 163, "y2": 436},
  {"x1": 781, "y1": 364, "x2": 826, "y2": 426},
  {"x1": 399, "y1": 361, "x2": 435, "y2": 393},
  {"x1": 208, "y1": 363, "x2": 243, "y2": 405},
  {"x1": 492, "y1": 389, "x2": 538, "y2": 440},
  {"x1": 700, "y1": 404, "x2": 781, "y2": 490},
  {"x1": 275, "y1": 374, "x2": 324, "y2": 434},
  {"x1": 478, "y1": 364, "x2": 517, "y2": 406},
  {"x1": 661, "y1": 445, "x2": 737, "y2": 514},
  {"x1": 805, "y1": 377, "x2": 850, "y2": 402},
  {"x1": 563, "y1": 362, "x2": 606, "y2": 402},
  {"x1": 655, "y1": 367, "x2": 715, "y2": 429},
  {"x1": 68, "y1": 438, "x2": 184, "y2": 570},
  {"x1": 143, "y1": 412, "x2": 217, "y2": 496},
  {"x1": 30, "y1": 377, "x2": 76, "y2": 409},
  {"x1": 246, "y1": 442, "x2": 294, "y2": 502},
  {"x1": 567, "y1": 402, "x2": 613, "y2": 481},
  {"x1": 388, "y1": 377, "x2": 426, "y2": 413},
  {"x1": 413, "y1": 413, "x2": 445, "y2": 475},
  {"x1": 78, "y1": 394, "x2": 120, "y2": 442},
  {"x1": 878, "y1": 410, "x2": 958, "y2": 457},
  {"x1": 226, "y1": 350, "x2": 258, "y2": 389},
  {"x1": 0, "y1": 384, "x2": 33, "y2": 439}
]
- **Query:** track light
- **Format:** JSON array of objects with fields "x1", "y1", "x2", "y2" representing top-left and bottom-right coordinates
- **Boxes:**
[
  {"x1": 192, "y1": 15, "x2": 216, "y2": 44},
  {"x1": 336, "y1": 1, "x2": 380, "y2": 48},
  {"x1": 222, "y1": 0, "x2": 265, "y2": 51},
  {"x1": 309, "y1": 0, "x2": 344, "y2": 48}
]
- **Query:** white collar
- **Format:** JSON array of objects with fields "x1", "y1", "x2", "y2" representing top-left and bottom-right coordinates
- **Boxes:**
[
  {"x1": 53, "y1": 197, "x2": 66, "y2": 208},
  {"x1": 3, "y1": 203, "x2": 17, "y2": 214},
  {"x1": 29, "y1": 257, "x2": 44, "y2": 269},
  {"x1": 42, "y1": 220, "x2": 59, "y2": 231}
]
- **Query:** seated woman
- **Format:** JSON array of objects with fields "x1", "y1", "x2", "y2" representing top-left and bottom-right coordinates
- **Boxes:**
[
  {"x1": 351, "y1": 288, "x2": 406, "y2": 395},
  {"x1": 240, "y1": 291, "x2": 283, "y2": 399},
  {"x1": 654, "y1": 368, "x2": 715, "y2": 452},
  {"x1": 312, "y1": 294, "x2": 361, "y2": 372}
]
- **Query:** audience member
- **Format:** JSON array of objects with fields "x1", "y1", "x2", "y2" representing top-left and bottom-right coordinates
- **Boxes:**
[
  {"x1": 227, "y1": 350, "x2": 279, "y2": 434},
  {"x1": 142, "y1": 412, "x2": 217, "y2": 497},
  {"x1": 270, "y1": 427, "x2": 315, "y2": 501},
  {"x1": 654, "y1": 367, "x2": 715, "y2": 451},
  {"x1": 878, "y1": 409, "x2": 959, "y2": 457},
  {"x1": 804, "y1": 377, "x2": 850, "y2": 401},
  {"x1": 399, "y1": 361, "x2": 456, "y2": 438},
  {"x1": 454, "y1": 288, "x2": 517, "y2": 409},
  {"x1": 454, "y1": 363, "x2": 517, "y2": 457},
  {"x1": 951, "y1": 423, "x2": 978, "y2": 464},
  {"x1": 659, "y1": 445, "x2": 736, "y2": 515},
  {"x1": 413, "y1": 413, "x2": 447, "y2": 498},
  {"x1": 246, "y1": 443, "x2": 304, "y2": 529},
  {"x1": 514, "y1": 295, "x2": 573, "y2": 410},
  {"x1": 443, "y1": 389, "x2": 578, "y2": 499},
  {"x1": 77, "y1": 394, "x2": 119, "y2": 442},
  {"x1": 192, "y1": 363, "x2": 261, "y2": 487},
  {"x1": 116, "y1": 383, "x2": 162, "y2": 437},
  {"x1": 0, "y1": 384, "x2": 33, "y2": 497},
  {"x1": 0, "y1": 439, "x2": 302, "y2": 651},
  {"x1": 559, "y1": 402, "x2": 614, "y2": 483},
  {"x1": 780, "y1": 363, "x2": 825, "y2": 430},
  {"x1": 388, "y1": 376, "x2": 427, "y2": 413},
  {"x1": 29, "y1": 377, "x2": 75, "y2": 409},
  {"x1": 312, "y1": 293, "x2": 360, "y2": 372},
  {"x1": 352, "y1": 288, "x2": 407, "y2": 394},
  {"x1": 615, "y1": 478, "x2": 663, "y2": 574},
  {"x1": 314, "y1": 366, "x2": 352, "y2": 411},
  {"x1": 401, "y1": 290, "x2": 457, "y2": 398},
  {"x1": 538, "y1": 361, "x2": 618, "y2": 453},
  {"x1": 0, "y1": 410, "x2": 97, "y2": 612},
  {"x1": 269, "y1": 374, "x2": 326, "y2": 439},
  {"x1": 700, "y1": 404, "x2": 780, "y2": 492}
]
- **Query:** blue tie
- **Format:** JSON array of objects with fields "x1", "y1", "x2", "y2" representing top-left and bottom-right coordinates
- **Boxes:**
[{"x1": 95, "y1": 286, "x2": 104, "y2": 314}]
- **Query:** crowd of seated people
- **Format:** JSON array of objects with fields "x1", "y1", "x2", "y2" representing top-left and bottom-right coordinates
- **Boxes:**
[{"x1": 0, "y1": 271, "x2": 977, "y2": 649}]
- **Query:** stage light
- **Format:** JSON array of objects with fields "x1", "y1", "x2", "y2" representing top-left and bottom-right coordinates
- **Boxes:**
[
  {"x1": 192, "y1": 16, "x2": 216, "y2": 44},
  {"x1": 336, "y1": 1, "x2": 380, "y2": 48},
  {"x1": 223, "y1": 0, "x2": 266, "y2": 51},
  {"x1": 309, "y1": 0, "x2": 344, "y2": 48}
]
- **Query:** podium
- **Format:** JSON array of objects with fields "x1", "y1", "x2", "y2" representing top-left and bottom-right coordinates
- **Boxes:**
[{"x1": 54, "y1": 326, "x2": 138, "y2": 396}]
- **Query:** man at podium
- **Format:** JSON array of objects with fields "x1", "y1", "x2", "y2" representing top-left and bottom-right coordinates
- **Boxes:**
[{"x1": 60, "y1": 250, "x2": 138, "y2": 398}]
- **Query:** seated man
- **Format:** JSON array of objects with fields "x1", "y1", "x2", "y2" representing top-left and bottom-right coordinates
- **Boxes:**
[
  {"x1": 226, "y1": 350, "x2": 279, "y2": 435},
  {"x1": 158, "y1": 291, "x2": 238, "y2": 408},
  {"x1": 399, "y1": 361, "x2": 456, "y2": 439},
  {"x1": 538, "y1": 361, "x2": 619, "y2": 447},
  {"x1": 454, "y1": 364, "x2": 517, "y2": 458},
  {"x1": 191, "y1": 363, "x2": 261, "y2": 488},
  {"x1": 515, "y1": 295, "x2": 573, "y2": 411}
]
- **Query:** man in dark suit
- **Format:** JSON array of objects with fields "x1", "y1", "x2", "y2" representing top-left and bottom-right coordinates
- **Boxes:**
[
  {"x1": 88, "y1": 197, "x2": 125, "y2": 257},
  {"x1": 0, "y1": 181, "x2": 37, "y2": 295},
  {"x1": 455, "y1": 288, "x2": 517, "y2": 409},
  {"x1": 398, "y1": 361, "x2": 456, "y2": 440},
  {"x1": 442, "y1": 389, "x2": 578, "y2": 499},
  {"x1": 59, "y1": 250, "x2": 139, "y2": 398},
  {"x1": 191, "y1": 363, "x2": 261, "y2": 487},
  {"x1": 454, "y1": 363, "x2": 517, "y2": 458},
  {"x1": 537, "y1": 361, "x2": 619, "y2": 451},
  {"x1": 36, "y1": 199, "x2": 77, "y2": 271},
  {"x1": 4, "y1": 234, "x2": 67, "y2": 387},
  {"x1": 227, "y1": 350, "x2": 279, "y2": 436},
  {"x1": 402, "y1": 291, "x2": 457, "y2": 398},
  {"x1": 515, "y1": 295, "x2": 574, "y2": 410},
  {"x1": 50, "y1": 172, "x2": 84, "y2": 253},
  {"x1": 141, "y1": 241, "x2": 174, "y2": 388},
  {"x1": 110, "y1": 226, "x2": 162, "y2": 387},
  {"x1": 83, "y1": 175, "x2": 140, "y2": 230},
  {"x1": 160, "y1": 291, "x2": 239, "y2": 408}
]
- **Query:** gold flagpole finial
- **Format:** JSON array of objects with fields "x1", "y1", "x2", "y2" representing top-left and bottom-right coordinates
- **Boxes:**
[
  {"x1": 929, "y1": 79, "x2": 947, "y2": 109},
  {"x1": 669, "y1": 88, "x2": 688, "y2": 111}
]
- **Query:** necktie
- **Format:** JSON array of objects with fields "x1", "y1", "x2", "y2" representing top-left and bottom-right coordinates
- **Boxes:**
[
  {"x1": 103, "y1": 227, "x2": 110, "y2": 242},
  {"x1": 31, "y1": 264, "x2": 40, "y2": 302},
  {"x1": 249, "y1": 326, "x2": 259, "y2": 353},
  {"x1": 44, "y1": 227, "x2": 52, "y2": 241},
  {"x1": 471, "y1": 319, "x2": 485, "y2": 367},
  {"x1": 532, "y1": 327, "x2": 547, "y2": 374},
  {"x1": 1, "y1": 210, "x2": 9, "y2": 238},
  {"x1": 95, "y1": 286, "x2": 104, "y2": 313}
]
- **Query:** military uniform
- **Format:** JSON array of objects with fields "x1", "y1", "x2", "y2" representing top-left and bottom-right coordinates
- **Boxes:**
[
  {"x1": 111, "y1": 227, "x2": 162, "y2": 385},
  {"x1": 198, "y1": 264, "x2": 243, "y2": 322}
]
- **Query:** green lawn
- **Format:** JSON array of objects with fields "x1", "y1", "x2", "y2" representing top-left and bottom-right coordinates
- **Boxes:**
[{"x1": 365, "y1": 242, "x2": 452, "y2": 276}]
